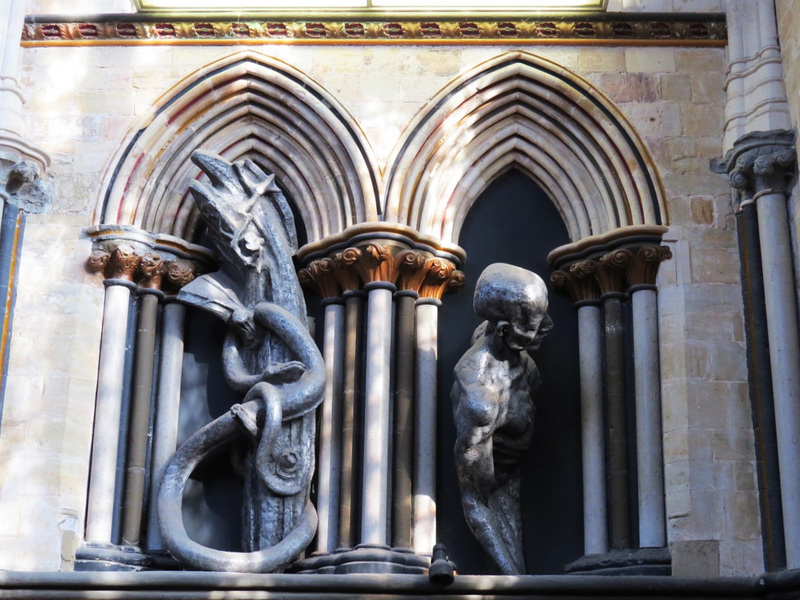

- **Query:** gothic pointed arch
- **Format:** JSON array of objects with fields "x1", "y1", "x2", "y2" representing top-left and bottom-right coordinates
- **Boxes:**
[
  {"x1": 383, "y1": 51, "x2": 668, "y2": 245},
  {"x1": 94, "y1": 50, "x2": 380, "y2": 244}
]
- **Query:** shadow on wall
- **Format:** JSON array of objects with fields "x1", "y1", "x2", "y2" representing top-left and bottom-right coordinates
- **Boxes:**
[{"x1": 437, "y1": 169, "x2": 584, "y2": 575}]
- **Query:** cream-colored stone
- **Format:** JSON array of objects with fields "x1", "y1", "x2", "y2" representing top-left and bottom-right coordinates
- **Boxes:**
[
  {"x1": 625, "y1": 48, "x2": 677, "y2": 73},
  {"x1": 578, "y1": 49, "x2": 626, "y2": 73},
  {"x1": 660, "y1": 73, "x2": 692, "y2": 103},
  {"x1": 681, "y1": 103, "x2": 724, "y2": 138}
]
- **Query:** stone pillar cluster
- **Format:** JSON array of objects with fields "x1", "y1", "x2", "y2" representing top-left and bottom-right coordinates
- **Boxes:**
[
  {"x1": 0, "y1": 0, "x2": 52, "y2": 412},
  {"x1": 294, "y1": 225, "x2": 464, "y2": 574},
  {"x1": 725, "y1": 133, "x2": 800, "y2": 570},
  {"x1": 549, "y1": 225, "x2": 672, "y2": 574},
  {"x1": 79, "y1": 225, "x2": 213, "y2": 568},
  {"x1": 720, "y1": 0, "x2": 799, "y2": 572}
]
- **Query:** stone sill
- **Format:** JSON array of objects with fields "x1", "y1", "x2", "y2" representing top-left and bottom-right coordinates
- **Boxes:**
[{"x1": 4, "y1": 569, "x2": 800, "y2": 600}]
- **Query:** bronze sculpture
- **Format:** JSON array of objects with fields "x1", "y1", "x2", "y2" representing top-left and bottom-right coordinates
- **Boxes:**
[
  {"x1": 157, "y1": 152, "x2": 325, "y2": 572},
  {"x1": 451, "y1": 263, "x2": 552, "y2": 575}
]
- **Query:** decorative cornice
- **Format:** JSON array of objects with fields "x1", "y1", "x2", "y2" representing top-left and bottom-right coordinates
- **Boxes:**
[{"x1": 21, "y1": 15, "x2": 726, "y2": 46}]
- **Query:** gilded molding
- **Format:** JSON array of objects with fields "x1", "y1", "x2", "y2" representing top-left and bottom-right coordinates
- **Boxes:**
[{"x1": 21, "y1": 16, "x2": 726, "y2": 46}]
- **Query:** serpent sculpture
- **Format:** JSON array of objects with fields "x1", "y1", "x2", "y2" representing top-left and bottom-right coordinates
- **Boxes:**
[{"x1": 157, "y1": 151, "x2": 325, "y2": 572}]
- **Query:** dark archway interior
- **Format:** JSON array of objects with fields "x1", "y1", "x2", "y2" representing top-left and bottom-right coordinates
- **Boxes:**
[{"x1": 436, "y1": 168, "x2": 584, "y2": 575}]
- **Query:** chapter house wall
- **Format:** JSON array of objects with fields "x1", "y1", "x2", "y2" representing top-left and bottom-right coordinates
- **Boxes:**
[{"x1": 0, "y1": 39, "x2": 759, "y2": 575}]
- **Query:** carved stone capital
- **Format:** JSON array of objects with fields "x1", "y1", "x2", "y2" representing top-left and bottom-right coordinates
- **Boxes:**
[
  {"x1": 719, "y1": 130, "x2": 797, "y2": 206},
  {"x1": 550, "y1": 259, "x2": 601, "y2": 304},
  {"x1": 1, "y1": 160, "x2": 52, "y2": 214},
  {"x1": 625, "y1": 244, "x2": 673, "y2": 289},
  {"x1": 86, "y1": 225, "x2": 213, "y2": 293},
  {"x1": 106, "y1": 244, "x2": 142, "y2": 281},
  {"x1": 418, "y1": 257, "x2": 463, "y2": 300},
  {"x1": 548, "y1": 225, "x2": 671, "y2": 300},
  {"x1": 297, "y1": 258, "x2": 340, "y2": 298},
  {"x1": 137, "y1": 252, "x2": 166, "y2": 290},
  {"x1": 164, "y1": 259, "x2": 198, "y2": 293},
  {"x1": 595, "y1": 249, "x2": 631, "y2": 296}
]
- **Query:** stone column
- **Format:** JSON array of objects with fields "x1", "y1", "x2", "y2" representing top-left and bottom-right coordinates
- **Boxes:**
[
  {"x1": 728, "y1": 137, "x2": 800, "y2": 568},
  {"x1": 298, "y1": 258, "x2": 345, "y2": 554},
  {"x1": 594, "y1": 250, "x2": 631, "y2": 550},
  {"x1": 358, "y1": 244, "x2": 396, "y2": 546},
  {"x1": 84, "y1": 245, "x2": 141, "y2": 544},
  {"x1": 295, "y1": 225, "x2": 464, "y2": 573},
  {"x1": 121, "y1": 255, "x2": 165, "y2": 546},
  {"x1": 143, "y1": 259, "x2": 197, "y2": 552},
  {"x1": 550, "y1": 226, "x2": 672, "y2": 575},
  {"x1": 551, "y1": 261, "x2": 607, "y2": 556},
  {"x1": 626, "y1": 245, "x2": 672, "y2": 549},
  {"x1": 82, "y1": 227, "x2": 211, "y2": 563}
]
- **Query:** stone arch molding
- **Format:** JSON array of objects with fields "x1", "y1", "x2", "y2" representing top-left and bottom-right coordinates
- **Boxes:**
[
  {"x1": 96, "y1": 49, "x2": 667, "y2": 248},
  {"x1": 383, "y1": 51, "x2": 668, "y2": 245},
  {"x1": 95, "y1": 50, "x2": 381, "y2": 243}
]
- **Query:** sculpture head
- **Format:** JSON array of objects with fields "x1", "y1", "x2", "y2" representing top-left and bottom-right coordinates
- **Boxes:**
[{"x1": 474, "y1": 263, "x2": 552, "y2": 352}]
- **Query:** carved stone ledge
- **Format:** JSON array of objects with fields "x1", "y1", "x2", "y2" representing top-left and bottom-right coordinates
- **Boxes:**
[{"x1": 85, "y1": 225, "x2": 214, "y2": 292}]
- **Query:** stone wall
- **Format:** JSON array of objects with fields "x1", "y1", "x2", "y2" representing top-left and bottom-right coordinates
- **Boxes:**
[
  {"x1": 0, "y1": 10, "x2": 762, "y2": 577},
  {"x1": 775, "y1": 0, "x2": 800, "y2": 305}
]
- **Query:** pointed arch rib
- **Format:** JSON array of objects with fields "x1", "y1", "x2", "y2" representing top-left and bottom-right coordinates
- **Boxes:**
[
  {"x1": 95, "y1": 51, "x2": 380, "y2": 244},
  {"x1": 384, "y1": 51, "x2": 667, "y2": 246}
]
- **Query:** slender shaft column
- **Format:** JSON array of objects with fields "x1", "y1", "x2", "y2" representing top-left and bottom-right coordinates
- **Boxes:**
[
  {"x1": 631, "y1": 287, "x2": 665, "y2": 548},
  {"x1": 551, "y1": 264, "x2": 607, "y2": 556},
  {"x1": 578, "y1": 303, "x2": 607, "y2": 554},
  {"x1": 121, "y1": 288, "x2": 161, "y2": 545},
  {"x1": 316, "y1": 300, "x2": 345, "y2": 553},
  {"x1": 756, "y1": 189, "x2": 800, "y2": 568},
  {"x1": 593, "y1": 249, "x2": 632, "y2": 550},
  {"x1": 0, "y1": 204, "x2": 23, "y2": 405},
  {"x1": 360, "y1": 282, "x2": 395, "y2": 545},
  {"x1": 737, "y1": 201, "x2": 784, "y2": 569},
  {"x1": 393, "y1": 292, "x2": 416, "y2": 548},
  {"x1": 145, "y1": 300, "x2": 187, "y2": 551},
  {"x1": 727, "y1": 138, "x2": 799, "y2": 568},
  {"x1": 603, "y1": 294, "x2": 629, "y2": 549},
  {"x1": 85, "y1": 245, "x2": 141, "y2": 543},
  {"x1": 413, "y1": 298, "x2": 440, "y2": 555},
  {"x1": 339, "y1": 291, "x2": 364, "y2": 547}
]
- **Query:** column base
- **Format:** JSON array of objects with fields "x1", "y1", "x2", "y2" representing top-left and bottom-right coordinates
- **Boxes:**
[
  {"x1": 291, "y1": 544, "x2": 430, "y2": 574},
  {"x1": 75, "y1": 543, "x2": 182, "y2": 572},
  {"x1": 564, "y1": 547, "x2": 671, "y2": 576}
]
